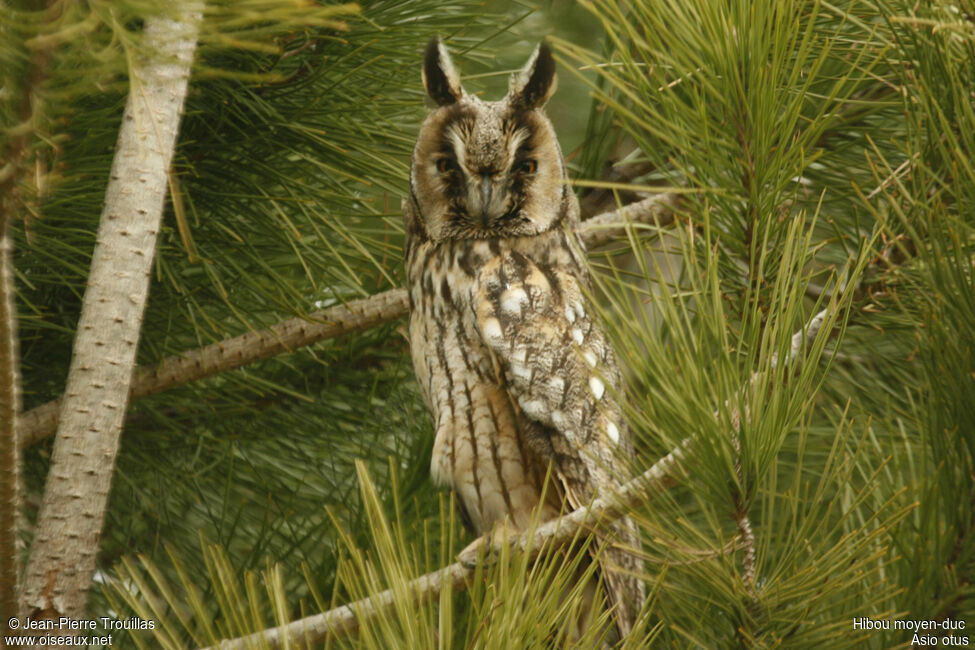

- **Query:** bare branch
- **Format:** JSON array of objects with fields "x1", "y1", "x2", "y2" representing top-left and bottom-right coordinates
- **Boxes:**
[
  {"x1": 577, "y1": 158, "x2": 657, "y2": 218},
  {"x1": 729, "y1": 432, "x2": 757, "y2": 599},
  {"x1": 18, "y1": 288, "x2": 410, "y2": 448},
  {"x1": 579, "y1": 193, "x2": 679, "y2": 249},
  {"x1": 734, "y1": 502, "x2": 757, "y2": 590},
  {"x1": 20, "y1": 193, "x2": 680, "y2": 448},
  {"x1": 774, "y1": 308, "x2": 828, "y2": 370},
  {"x1": 866, "y1": 151, "x2": 919, "y2": 200},
  {"x1": 200, "y1": 442, "x2": 687, "y2": 650}
]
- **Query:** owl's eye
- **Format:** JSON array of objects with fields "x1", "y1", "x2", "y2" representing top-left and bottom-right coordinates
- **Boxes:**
[
  {"x1": 436, "y1": 158, "x2": 456, "y2": 174},
  {"x1": 519, "y1": 159, "x2": 537, "y2": 174}
]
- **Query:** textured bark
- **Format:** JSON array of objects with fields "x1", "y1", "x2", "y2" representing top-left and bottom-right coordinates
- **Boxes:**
[
  {"x1": 0, "y1": 216, "x2": 22, "y2": 633},
  {"x1": 19, "y1": 289, "x2": 411, "y2": 447},
  {"x1": 577, "y1": 192, "x2": 678, "y2": 249},
  {"x1": 19, "y1": 3, "x2": 202, "y2": 630},
  {"x1": 20, "y1": 193, "x2": 679, "y2": 448}
]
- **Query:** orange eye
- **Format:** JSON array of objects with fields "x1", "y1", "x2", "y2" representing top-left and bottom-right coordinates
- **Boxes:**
[
  {"x1": 437, "y1": 158, "x2": 454, "y2": 173},
  {"x1": 520, "y1": 159, "x2": 537, "y2": 174}
]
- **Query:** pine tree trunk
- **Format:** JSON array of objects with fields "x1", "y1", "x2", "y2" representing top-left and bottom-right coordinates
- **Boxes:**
[
  {"x1": 18, "y1": 3, "x2": 202, "y2": 632},
  {"x1": 0, "y1": 11, "x2": 47, "y2": 632},
  {"x1": 0, "y1": 210, "x2": 22, "y2": 636}
]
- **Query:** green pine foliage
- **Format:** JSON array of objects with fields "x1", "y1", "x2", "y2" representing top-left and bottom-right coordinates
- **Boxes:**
[
  {"x1": 883, "y1": 0, "x2": 975, "y2": 622},
  {"x1": 554, "y1": 0, "x2": 975, "y2": 645},
  {"x1": 4, "y1": 0, "x2": 973, "y2": 647},
  {"x1": 6, "y1": 0, "x2": 524, "y2": 636}
]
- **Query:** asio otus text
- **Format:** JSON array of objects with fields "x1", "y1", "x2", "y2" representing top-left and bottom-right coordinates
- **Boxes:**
[{"x1": 404, "y1": 39, "x2": 644, "y2": 639}]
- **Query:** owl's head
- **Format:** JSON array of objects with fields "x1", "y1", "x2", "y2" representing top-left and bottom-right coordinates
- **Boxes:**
[{"x1": 408, "y1": 39, "x2": 570, "y2": 242}]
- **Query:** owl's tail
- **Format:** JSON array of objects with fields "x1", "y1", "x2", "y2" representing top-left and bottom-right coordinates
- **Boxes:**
[
  {"x1": 595, "y1": 515, "x2": 645, "y2": 641},
  {"x1": 555, "y1": 519, "x2": 644, "y2": 644}
]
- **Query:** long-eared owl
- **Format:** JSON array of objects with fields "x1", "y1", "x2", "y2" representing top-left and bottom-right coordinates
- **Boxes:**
[{"x1": 404, "y1": 39, "x2": 644, "y2": 639}]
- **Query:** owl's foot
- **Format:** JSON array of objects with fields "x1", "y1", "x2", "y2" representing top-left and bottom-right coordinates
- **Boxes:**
[
  {"x1": 457, "y1": 537, "x2": 490, "y2": 569},
  {"x1": 457, "y1": 524, "x2": 514, "y2": 569}
]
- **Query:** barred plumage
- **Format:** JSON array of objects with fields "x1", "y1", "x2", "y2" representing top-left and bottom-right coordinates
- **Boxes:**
[{"x1": 404, "y1": 39, "x2": 644, "y2": 639}]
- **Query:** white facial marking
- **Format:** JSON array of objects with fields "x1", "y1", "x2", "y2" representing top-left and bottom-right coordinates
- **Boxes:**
[
  {"x1": 606, "y1": 421, "x2": 620, "y2": 444},
  {"x1": 447, "y1": 129, "x2": 467, "y2": 170},
  {"x1": 504, "y1": 128, "x2": 532, "y2": 173},
  {"x1": 583, "y1": 350, "x2": 598, "y2": 368},
  {"x1": 564, "y1": 304, "x2": 576, "y2": 324}
]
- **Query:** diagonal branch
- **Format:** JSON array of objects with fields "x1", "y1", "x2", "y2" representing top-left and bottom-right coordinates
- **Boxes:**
[
  {"x1": 19, "y1": 193, "x2": 679, "y2": 448},
  {"x1": 201, "y1": 443, "x2": 687, "y2": 650},
  {"x1": 18, "y1": 288, "x2": 410, "y2": 448},
  {"x1": 200, "y1": 300, "x2": 831, "y2": 650},
  {"x1": 579, "y1": 192, "x2": 677, "y2": 249}
]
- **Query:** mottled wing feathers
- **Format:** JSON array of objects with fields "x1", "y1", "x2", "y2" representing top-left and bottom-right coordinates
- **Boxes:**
[
  {"x1": 474, "y1": 250, "x2": 625, "y2": 473},
  {"x1": 473, "y1": 248, "x2": 644, "y2": 636}
]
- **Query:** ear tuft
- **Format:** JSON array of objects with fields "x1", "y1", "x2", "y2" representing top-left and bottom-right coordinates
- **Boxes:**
[
  {"x1": 508, "y1": 42, "x2": 557, "y2": 109},
  {"x1": 422, "y1": 38, "x2": 463, "y2": 106}
]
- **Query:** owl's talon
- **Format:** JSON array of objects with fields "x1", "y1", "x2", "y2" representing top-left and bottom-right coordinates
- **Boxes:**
[
  {"x1": 458, "y1": 537, "x2": 488, "y2": 569},
  {"x1": 458, "y1": 536, "x2": 501, "y2": 569},
  {"x1": 458, "y1": 527, "x2": 509, "y2": 569}
]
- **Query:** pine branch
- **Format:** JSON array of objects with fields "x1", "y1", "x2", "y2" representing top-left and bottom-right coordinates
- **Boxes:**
[
  {"x1": 578, "y1": 158, "x2": 658, "y2": 218},
  {"x1": 19, "y1": 2, "x2": 202, "y2": 627},
  {"x1": 19, "y1": 193, "x2": 679, "y2": 448},
  {"x1": 730, "y1": 306, "x2": 830, "y2": 602},
  {"x1": 18, "y1": 288, "x2": 411, "y2": 448},
  {"x1": 201, "y1": 444, "x2": 686, "y2": 650},
  {"x1": 578, "y1": 193, "x2": 678, "y2": 249},
  {"x1": 730, "y1": 432, "x2": 757, "y2": 600},
  {"x1": 198, "y1": 302, "x2": 830, "y2": 650}
]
